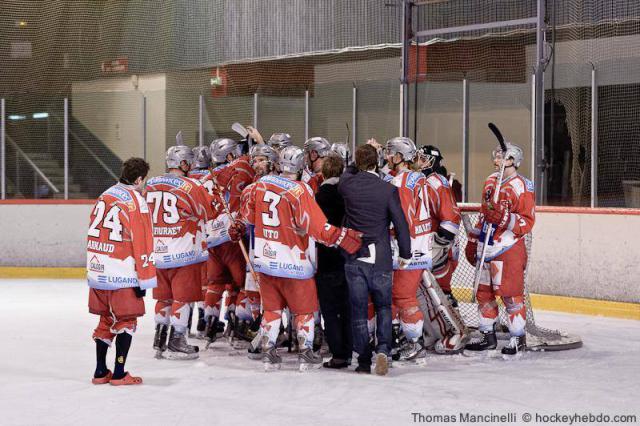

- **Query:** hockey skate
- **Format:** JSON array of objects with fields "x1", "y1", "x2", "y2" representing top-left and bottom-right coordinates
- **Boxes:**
[
  {"x1": 390, "y1": 323, "x2": 406, "y2": 361},
  {"x1": 165, "y1": 326, "x2": 200, "y2": 360},
  {"x1": 204, "y1": 316, "x2": 220, "y2": 349},
  {"x1": 501, "y1": 335, "x2": 526, "y2": 356},
  {"x1": 195, "y1": 307, "x2": 207, "y2": 340},
  {"x1": 298, "y1": 337, "x2": 322, "y2": 372},
  {"x1": 262, "y1": 338, "x2": 282, "y2": 372},
  {"x1": 398, "y1": 340, "x2": 426, "y2": 363},
  {"x1": 464, "y1": 329, "x2": 498, "y2": 354},
  {"x1": 153, "y1": 324, "x2": 168, "y2": 359}
]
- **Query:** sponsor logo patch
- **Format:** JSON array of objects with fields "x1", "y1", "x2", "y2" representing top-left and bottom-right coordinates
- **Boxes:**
[
  {"x1": 89, "y1": 255, "x2": 104, "y2": 273},
  {"x1": 263, "y1": 243, "x2": 277, "y2": 259}
]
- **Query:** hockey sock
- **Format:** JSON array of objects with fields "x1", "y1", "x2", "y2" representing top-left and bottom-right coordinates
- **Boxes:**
[
  {"x1": 261, "y1": 310, "x2": 282, "y2": 347},
  {"x1": 112, "y1": 332, "x2": 133, "y2": 380},
  {"x1": 204, "y1": 284, "x2": 225, "y2": 319},
  {"x1": 235, "y1": 294, "x2": 253, "y2": 322},
  {"x1": 295, "y1": 313, "x2": 315, "y2": 349},
  {"x1": 399, "y1": 306, "x2": 424, "y2": 342},
  {"x1": 170, "y1": 301, "x2": 191, "y2": 334},
  {"x1": 154, "y1": 300, "x2": 171, "y2": 325},
  {"x1": 246, "y1": 291, "x2": 261, "y2": 320},
  {"x1": 476, "y1": 287, "x2": 499, "y2": 332},
  {"x1": 503, "y1": 296, "x2": 527, "y2": 337},
  {"x1": 94, "y1": 339, "x2": 110, "y2": 378}
]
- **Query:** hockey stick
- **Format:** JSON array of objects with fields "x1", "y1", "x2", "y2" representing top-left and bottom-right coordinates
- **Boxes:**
[
  {"x1": 231, "y1": 122, "x2": 249, "y2": 138},
  {"x1": 471, "y1": 123, "x2": 508, "y2": 303}
]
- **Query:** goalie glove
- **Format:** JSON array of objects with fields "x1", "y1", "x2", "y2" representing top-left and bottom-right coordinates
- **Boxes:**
[
  {"x1": 335, "y1": 227, "x2": 363, "y2": 255},
  {"x1": 482, "y1": 199, "x2": 512, "y2": 230}
]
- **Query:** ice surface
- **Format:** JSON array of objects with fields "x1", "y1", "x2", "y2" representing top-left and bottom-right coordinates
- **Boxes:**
[{"x1": 0, "y1": 279, "x2": 638, "y2": 426}]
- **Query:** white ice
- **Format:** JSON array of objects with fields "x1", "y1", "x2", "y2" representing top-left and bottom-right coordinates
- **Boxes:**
[{"x1": 0, "y1": 279, "x2": 638, "y2": 426}]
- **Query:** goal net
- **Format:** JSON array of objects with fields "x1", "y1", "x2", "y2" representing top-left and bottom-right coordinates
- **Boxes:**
[{"x1": 439, "y1": 205, "x2": 583, "y2": 351}]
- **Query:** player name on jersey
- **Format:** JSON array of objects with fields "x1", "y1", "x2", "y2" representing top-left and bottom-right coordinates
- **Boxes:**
[{"x1": 87, "y1": 240, "x2": 115, "y2": 253}]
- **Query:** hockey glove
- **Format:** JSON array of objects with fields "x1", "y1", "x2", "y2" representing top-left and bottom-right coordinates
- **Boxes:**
[
  {"x1": 228, "y1": 221, "x2": 246, "y2": 242},
  {"x1": 482, "y1": 200, "x2": 511, "y2": 229},
  {"x1": 465, "y1": 237, "x2": 478, "y2": 267},
  {"x1": 133, "y1": 287, "x2": 146, "y2": 298},
  {"x1": 336, "y1": 227, "x2": 363, "y2": 255}
]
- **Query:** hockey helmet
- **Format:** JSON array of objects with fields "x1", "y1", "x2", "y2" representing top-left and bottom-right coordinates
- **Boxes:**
[
  {"x1": 278, "y1": 146, "x2": 305, "y2": 174},
  {"x1": 166, "y1": 145, "x2": 195, "y2": 169},
  {"x1": 210, "y1": 138, "x2": 241, "y2": 164},
  {"x1": 249, "y1": 144, "x2": 279, "y2": 165},
  {"x1": 303, "y1": 137, "x2": 332, "y2": 158},
  {"x1": 330, "y1": 143, "x2": 351, "y2": 163},
  {"x1": 267, "y1": 133, "x2": 292, "y2": 151},
  {"x1": 385, "y1": 137, "x2": 417, "y2": 162},
  {"x1": 192, "y1": 146, "x2": 211, "y2": 169},
  {"x1": 417, "y1": 144, "x2": 443, "y2": 170},
  {"x1": 492, "y1": 142, "x2": 524, "y2": 168}
]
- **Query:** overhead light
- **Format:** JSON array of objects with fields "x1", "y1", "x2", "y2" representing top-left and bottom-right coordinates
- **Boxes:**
[
  {"x1": 16, "y1": 20, "x2": 27, "y2": 28},
  {"x1": 8, "y1": 114, "x2": 27, "y2": 121},
  {"x1": 32, "y1": 112, "x2": 49, "y2": 119}
]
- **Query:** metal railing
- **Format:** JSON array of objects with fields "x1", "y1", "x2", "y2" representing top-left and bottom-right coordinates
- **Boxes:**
[{"x1": 5, "y1": 133, "x2": 60, "y2": 195}]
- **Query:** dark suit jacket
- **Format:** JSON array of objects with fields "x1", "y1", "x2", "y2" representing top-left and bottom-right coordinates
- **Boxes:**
[
  {"x1": 315, "y1": 178, "x2": 346, "y2": 273},
  {"x1": 338, "y1": 166, "x2": 411, "y2": 271}
]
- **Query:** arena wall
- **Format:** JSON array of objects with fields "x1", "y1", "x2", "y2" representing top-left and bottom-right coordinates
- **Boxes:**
[{"x1": 1, "y1": 202, "x2": 639, "y2": 304}]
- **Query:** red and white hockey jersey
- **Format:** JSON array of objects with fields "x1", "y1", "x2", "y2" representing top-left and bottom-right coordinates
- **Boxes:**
[
  {"x1": 145, "y1": 174, "x2": 213, "y2": 269},
  {"x1": 471, "y1": 172, "x2": 536, "y2": 261},
  {"x1": 425, "y1": 172, "x2": 461, "y2": 237},
  {"x1": 87, "y1": 183, "x2": 157, "y2": 290},
  {"x1": 239, "y1": 175, "x2": 345, "y2": 280},
  {"x1": 202, "y1": 157, "x2": 255, "y2": 248},
  {"x1": 390, "y1": 169, "x2": 433, "y2": 270}
]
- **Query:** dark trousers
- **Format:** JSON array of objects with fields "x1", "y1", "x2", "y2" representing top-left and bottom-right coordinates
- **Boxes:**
[
  {"x1": 316, "y1": 270, "x2": 352, "y2": 360},
  {"x1": 344, "y1": 260, "x2": 392, "y2": 366}
]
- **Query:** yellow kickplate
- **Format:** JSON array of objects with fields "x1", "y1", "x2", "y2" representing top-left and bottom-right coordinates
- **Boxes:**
[{"x1": 0, "y1": 267, "x2": 85, "y2": 279}]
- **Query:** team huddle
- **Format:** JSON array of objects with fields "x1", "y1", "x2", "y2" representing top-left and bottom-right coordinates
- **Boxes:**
[{"x1": 85, "y1": 125, "x2": 535, "y2": 384}]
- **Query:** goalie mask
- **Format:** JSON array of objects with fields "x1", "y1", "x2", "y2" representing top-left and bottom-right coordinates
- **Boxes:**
[
  {"x1": 210, "y1": 138, "x2": 241, "y2": 164},
  {"x1": 492, "y1": 142, "x2": 523, "y2": 169},
  {"x1": 417, "y1": 145, "x2": 443, "y2": 174},
  {"x1": 166, "y1": 145, "x2": 195, "y2": 169},
  {"x1": 385, "y1": 137, "x2": 417, "y2": 163},
  {"x1": 267, "y1": 133, "x2": 292, "y2": 151},
  {"x1": 191, "y1": 146, "x2": 211, "y2": 169},
  {"x1": 278, "y1": 146, "x2": 305, "y2": 175}
]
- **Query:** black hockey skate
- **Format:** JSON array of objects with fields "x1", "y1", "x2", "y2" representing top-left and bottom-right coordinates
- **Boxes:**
[
  {"x1": 262, "y1": 337, "x2": 282, "y2": 372},
  {"x1": 390, "y1": 323, "x2": 406, "y2": 361},
  {"x1": 195, "y1": 307, "x2": 206, "y2": 339},
  {"x1": 204, "y1": 316, "x2": 220, "y2": 348},
  {"x1": 153, "y1": 324, "x2": 168, "y2": 358},
  {"x1": 464, "y1": 329, "x2": 497, "y2": 352},
  {"x1": 166, "y1": 326, "x2": 200, "y2": 360},
  {"x1": 298, "y1": 336, "x2": 322, "y2": 372},
  {"x1": 398, "y1": 339, "x2": 426, "y2": 362},
  {"x1": 501, "y1": 335, "x2": 526, "y2": 355}
]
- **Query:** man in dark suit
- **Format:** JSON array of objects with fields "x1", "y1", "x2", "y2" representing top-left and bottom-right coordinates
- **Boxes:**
[{"x1": 338, "y1": 144, "x2": 411, "y2": 375}]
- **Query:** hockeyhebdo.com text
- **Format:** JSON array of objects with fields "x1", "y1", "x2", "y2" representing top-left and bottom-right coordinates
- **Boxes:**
[{"x1": 410, "y1": 412, "x2": 638, "y2": 425}]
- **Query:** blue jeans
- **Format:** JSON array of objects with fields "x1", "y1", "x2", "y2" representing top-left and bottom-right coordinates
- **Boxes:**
[{"x1": 344, "y1": 260, "x2": 393, "y2": 366}]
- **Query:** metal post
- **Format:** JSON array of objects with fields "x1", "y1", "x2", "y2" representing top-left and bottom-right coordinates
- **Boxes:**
[
  {"x1": 198, "y1": 95, "x2": 204, "y2": 147},
  {"x1": 531, "y1": 73, "x2": 536, "y2": 182},
  {"x1": 142, "y1": 96, "x2": 147, "y2": 160},
  {"x1": 253, "y1": 93, "x2": 259, "y2": 129},
  {"x1": 462, "y1": 79, "x2": 469, "y2": 203},
  {"x1": 1, "y1": 98, "x2": 5, "y2": 199},
  {"x1": 64, "y1": 98, "x2": 69, "y2": 200},
  {"x1": 591, "y1": 65, "x2": 598, "y2": 208},
  {"x1": 534, "y1": 0, "x2": 546, "y2": 204},
  {"x1": 304, "y1": 90, "x2": 310, "y2": 141},
  {"x1": 400, "y1": 0, "x2": 412, "y2": 137},
  {"x1": 352, "y1": 85, "x2": 357, "y2": 159}
]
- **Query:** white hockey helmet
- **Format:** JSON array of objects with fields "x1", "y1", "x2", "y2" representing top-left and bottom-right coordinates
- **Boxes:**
[
  {"x1": 278, "y1": 146, "x2": 305, "y2": 174},
  {"x1": 303, "y1": 137, "x2": 332, "y2": 158},
  {"x1": 267, "y1": 133, "x2": 292, "y2": 151},
  {"x1": 249, "y1": 144, "x2": 279, "y2": 165},
  {"x1": 210, "y1": 138, "x2": 241, "y2": 163},
  {"x1": 192, "y1": 146, "x2": 211, "y2": 169},
  {"x1": 493, "y1": 142, "x2": 524, "y2": 168},
  {"x1": 330, "y1": 142, "x2": 351, "y2": 163},
  {"x1": 166, "y1": 145, "x2": 195, "y2": 169},
  {"x1": 386, "y1": 136, "x2": 417, "y2": 162}
]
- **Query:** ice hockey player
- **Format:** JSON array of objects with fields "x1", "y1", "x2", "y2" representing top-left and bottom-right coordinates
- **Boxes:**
[
  {"x1": 146, "y1": 146, "x2": 214, "y2": 360},
  {"x1": 465, "y1": 142, "x2": 535, "y2": 355},
  {"x1": 202, "y1": 138, "x2": 255, "y2": 346},
  {"x1": 415, "y1": 145, "x2": 461, "y2": 306},
  {"x1": 266, "y1": 132, "x2": 292, "y2": 153},
  {"x1": 233, "y1": 145, "x2": 363, "y2": 371},
  {"x1": 87, "y1": 157, "x2": 156, "y2": 385},
  {"x1": 188, "y1": 145, "x2": 213, "y2": 339},
  {"x1": 385, "y1": 137, "x2": 433, "y2": 361},
  {"x1": 302, "y1": 136, "x2": 332, "y2": 193},
  {"x1": 330, "y1": 142, "x2": 351, "y2": 170}
]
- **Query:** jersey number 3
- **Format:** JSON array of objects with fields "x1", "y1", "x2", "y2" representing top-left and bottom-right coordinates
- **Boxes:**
[{"x1": 262, "y1": 191, "x2": 281, "y2": 227}]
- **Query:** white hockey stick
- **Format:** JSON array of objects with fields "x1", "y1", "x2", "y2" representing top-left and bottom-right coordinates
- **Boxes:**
[
  {"x1": 231, "y1": 122, "x2": 249, "y2": 138},
  {"x1": 471, "y1": 123, "x2": 508, "y2": 303}
]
